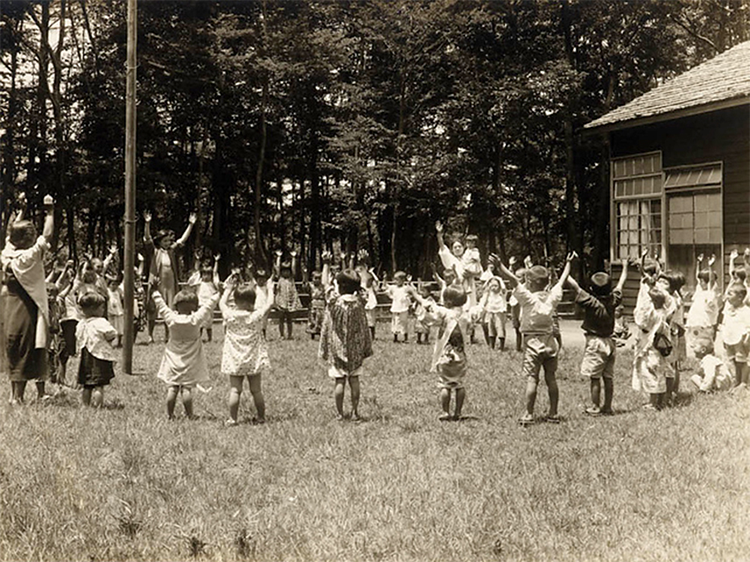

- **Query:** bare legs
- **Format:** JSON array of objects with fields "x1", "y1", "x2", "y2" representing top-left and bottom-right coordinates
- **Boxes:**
[
  {"x1": 439, "y1": 387, "x2": 465, "y2": 421},
  {"x1": 333, "y1": 376, "x2": 360, "y2": 420},
  {"x1": 9, "y1": 380, "x2": 47, "y2": 404},
  {"x1": 167, "y1": 385, "x2": 193, "y2": 419},
  {"x1": 228, "y1": 375, "x2": 265, "y2": 424},
  {"x1": 82, "y1": 386, "x2": 104, "y2": 408}
]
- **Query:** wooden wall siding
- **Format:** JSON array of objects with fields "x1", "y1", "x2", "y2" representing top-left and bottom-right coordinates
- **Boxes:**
[{"x1": 611, "y1": 105, "x2": 750, "y2": 301}]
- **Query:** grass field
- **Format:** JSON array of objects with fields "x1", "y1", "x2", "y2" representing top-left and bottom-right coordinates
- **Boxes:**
[{"x1": 0, "y1": 321, "x2": 748, "y2": 562}]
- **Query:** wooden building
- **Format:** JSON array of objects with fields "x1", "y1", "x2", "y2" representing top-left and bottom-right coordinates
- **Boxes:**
[{"x1": 585, "y1": 40, "x2": 750, "y2": 308}]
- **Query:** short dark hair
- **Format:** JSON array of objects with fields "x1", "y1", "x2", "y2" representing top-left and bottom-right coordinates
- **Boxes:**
[
  {"x1": 234, "y1": 283, "x2": 256, "y2": 307},
  {"x1": 336, "y1": 269, "x2": 361, "y2": 295},
  {"x1": 78, "y1": 290, "x2": 105, "y2": 314},
  {"x1": 173, "y1": 290, "x2": 199, "y2": 310},
  {"x1": 443, "y1": 286, "x2": 467, "y2": 308},
  {"x1": 697, "y1": 269, "x2": 711, "y2": 283},
  {"x1": 9, "y1": 221, "x2": 36, "y2": 249}
]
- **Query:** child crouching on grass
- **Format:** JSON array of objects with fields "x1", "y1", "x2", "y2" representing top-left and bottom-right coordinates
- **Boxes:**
[
  {"x1": 410, "y1": 285, "x2": 477, "y2": 421},
  {"x1": 691, "y1": 344, "x2": 732, "y2": 393},
  {"x1": 76, "y1": 291, "x2": 117, "y2": 407},
  {"x1": 220, "y1": 273, "x2": 275, "y2": 426},
  {"x1": 491, "y1": 252, "x2": 573, "y2": 426},
  {"x1": 565, "y1": 258, "x2": 628, "y2": 416},
  {"x1": 151, "y1": 281, "x2": 222, "y2": 420},
  {"x1": 319, "y1": 268, "x2": 373, "y2": 421}
]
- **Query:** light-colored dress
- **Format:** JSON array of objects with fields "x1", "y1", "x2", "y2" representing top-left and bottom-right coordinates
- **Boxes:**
[
  {"x1": 221, "y1": 308, "x2": 269, "y2": 376},
  {"x1": 197, "y1": 282, "x2": 219, "y2": 329},
  {"x1": 387, "y1": 284, "x2": 411, "y2": 335},
  {"x1": 632, "y1": 284, "x2": 675, "y2": 395},
  {"x1": 153, "y1": 291, "x2": 219, "y2": 386},
  {"x1": 275, "y1": 277, "x2": 302, "y2": 311},
  {"x1": 423, "y1": 303, "x2": 474, "y2": 389},
  {"x1": 686, "y1": 285, "x2": 718, "y2": 353},
  {"x1": 107, "y1": 287, "x2": 124, "y2": 335},
  {"x1": 480, "y1": 283, "x2": 508, "y2": 338}
]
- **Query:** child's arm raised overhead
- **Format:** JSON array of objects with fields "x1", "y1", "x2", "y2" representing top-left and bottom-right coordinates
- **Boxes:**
[
  {"x1": 102, "y1": 243, "x2": 118, "y2": 274},
  {"x1": 615, "y1": 257, "x2": 629, "y2": 294},
  {"x1": 488, "y1": 254, "x2": 519, "y2": 288},
  {"x1": 553, "y1": 252, "x2": 576, "y2": 291},
  {"x1": 321, "y1": 251, "x2": 331, "y2": 287},
  {"x1": 261, "y1": 277, "x2": 276, "y2": 316},
  {"x1": 564, "y1": 272, "x2": 582, "y2": 294},
  {"x1": 174, "y1": 212, "x2": 197, "y2": 248},
  {"x1": 729, "y1": 249, "x2": 738, "y2": 276},
  {"x1": 213, "y1": 253, "x2": 221, "y2": 288},
  {"x1": 290, "y1": 250, "x2": 298, "y2": 279},
  {"x1": 219, "y1": 272, "x2": 236, "y2": 315},
  {"x1": 708, "y1": 254, "x2": 717, "y2": 291},
  {"x1": 273, "y1": 249, "x2": 282, "y2": 278},
  {"x1": 695, "y1": 253, "x2": 704, "y2": 284}
]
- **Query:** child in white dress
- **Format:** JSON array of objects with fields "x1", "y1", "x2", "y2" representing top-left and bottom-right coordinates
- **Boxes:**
[
  {"x1": 151, "y1": 284, "x2": 221, "y2": 419},
  {"x1": 479, "y1": 276, "x2": 508, "y2": 350},
  {"x1": 76, "y1": 291, "x2": 117, "y2": 407},
  {"x1": 387, "y1": 271, "x2": 412, "y2": 343},
  {"x1": 686, "y1": 254, "x2": 719, "y2": 355},
  {"x1": 410, "y1": 285, "x2": 477, "y2": 421},
  {"x1": 220, "y1": 275, "x2": 275, "y2": 426},
  {"x1": 413, "y1": 285, "x2": 436, "y2": 344},
  {"x1": 106, "y1": 277, "x2": 124, "y2": 347}
]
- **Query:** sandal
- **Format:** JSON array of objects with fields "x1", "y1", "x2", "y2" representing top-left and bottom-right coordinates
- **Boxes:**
[
  {"x1": 224, "y1": 418, "x2": 239, "y2": 427},
  {"x1": 518, "y1": 413, "x2": 534, "y2": 426},
  {"x1": 438, "y1": 413, "x2": 453, "y2": 422},
  {"x1": 584, "y1": 406, "x2": 602, "y2": 417},
  {"x1": 543, "y1": 415, "x2": 561, "y2": 424}
]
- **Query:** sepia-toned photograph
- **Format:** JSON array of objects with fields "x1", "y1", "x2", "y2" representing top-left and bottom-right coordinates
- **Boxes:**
[{"x1": 1, "y1": 0, "x2": 749, "y2": 560}]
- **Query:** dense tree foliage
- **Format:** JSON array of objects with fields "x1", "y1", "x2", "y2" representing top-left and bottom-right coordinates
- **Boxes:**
[{"x1": 1, "y1": 0, "x2": 748, "y2": 277}]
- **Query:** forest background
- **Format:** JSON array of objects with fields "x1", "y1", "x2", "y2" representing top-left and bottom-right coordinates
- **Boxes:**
[{"x1": 1, "y1": 0, "x2": 748, "y2": 279}]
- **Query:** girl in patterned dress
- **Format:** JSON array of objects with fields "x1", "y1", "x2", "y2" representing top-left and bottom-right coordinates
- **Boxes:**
[
  {"x1": 479, "y1": 276, "x2": 508, "y2": 350},
  {"x1": 274, "y1": 251, "x2": 302, "y2": 340},
  {"x1": 220, "y1": 274, "x2": 275, "y2": 426},
  {"x1": 319, "y1": 268, "x2": 373, "y2": 421},
  {"x1": 305, "y1": 271, "x2": 325, "y2": 339}
]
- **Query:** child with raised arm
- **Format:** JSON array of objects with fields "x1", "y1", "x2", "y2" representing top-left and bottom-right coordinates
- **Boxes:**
[
  {"x1": 686, "y1": 254, "x2": 719, "y2": 355},
  {"x1": 478, "y1": 276, "x2": 508, "y2": 350},
  {"x1": 721, "y1": 283, "x2": 750, "y2": 392},
  {"x1": 150, "y1": 280, "x2": 221, "y2": 420},
  {"x1": 436, "y1": 221, "x2": 477, "y2": 307},
  {"x1": 76, "y1": 291, "x2": 117, "y2": 407},
  {"x1": 410, "y1": 284, "x2": 476, "y2": 420},
  {"x1": 195, "y1": 254, "x2": 221, "y2": 342},
  {"x1": 632, "y1": 284, "x2": 675, "y2": 410},
  {"x1": 106, "y1": 276, "x2": 124, "y2": 347},
  {"x1": 274, "y1": 250, "x2": 302, "y2": 340},
  {"x1": 413, "y1": 284, "x2": 436, "y2": 345},
  {"x1": 387, "y1": 271, "x2": 412, "y2": 343},
  {"x1": 491, "y1": 252, "x2": 574, "y2": 425},
  {"x1": 566, "y1": 259, "x2": 628, "y2": 416},
  {"x1": 319, "y1": 268, "x2": 373, "y2": 421},
  {"x1": 220, "y1": 273, "x2": 275, "y2": 426}
]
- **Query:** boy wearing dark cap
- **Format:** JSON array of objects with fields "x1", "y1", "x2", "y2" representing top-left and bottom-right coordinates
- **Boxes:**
[
  {"x1": 490, "y1": 252, "x2": 575, "y2": 425},
  {"x1": 566, "y1": 259, "x2": 628, "y2": 416}
]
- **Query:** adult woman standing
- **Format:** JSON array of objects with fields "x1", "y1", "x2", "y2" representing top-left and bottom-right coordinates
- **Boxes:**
[
  {"x1": 143, "y1": 211, "x2": 196, "y2": 343},
  {"x1": 1, "y1": 194, "x2": 55, "y2": 403}
]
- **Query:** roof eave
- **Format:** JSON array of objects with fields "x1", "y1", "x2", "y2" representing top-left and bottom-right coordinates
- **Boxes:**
[{"x1": 582, "y1": 95, "x2": 750, "y2": 136}]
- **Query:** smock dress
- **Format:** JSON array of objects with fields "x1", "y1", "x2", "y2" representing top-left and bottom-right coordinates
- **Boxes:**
[
  {"x1": 153, "y1": 291, "x2": 220, "y2": 386},
  {"x1": 319, "y1": 287, "x2": 372, "y2": 378},
  {"x1": 1, "y1": 237, "x2": 50, "y2": 382}
]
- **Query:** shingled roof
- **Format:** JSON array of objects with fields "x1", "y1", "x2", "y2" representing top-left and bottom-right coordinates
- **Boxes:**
[{"x1": 585, "y1": 40, "x2": 750, "y2": 132}]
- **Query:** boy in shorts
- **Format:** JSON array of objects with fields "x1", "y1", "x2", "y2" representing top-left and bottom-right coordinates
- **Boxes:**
[
  {"x1": 491, "y1": 252, "x2": 574, "y2": 425},
  {"x1": 566, "y1": 258, "x2": 628, "y2": 416}
]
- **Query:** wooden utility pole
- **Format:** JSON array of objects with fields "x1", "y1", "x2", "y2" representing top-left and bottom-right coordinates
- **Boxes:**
[{"x1": 123, "y1": 0, "x2": 137, "y2": 373}]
